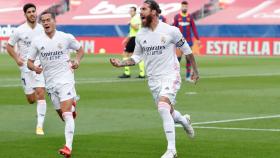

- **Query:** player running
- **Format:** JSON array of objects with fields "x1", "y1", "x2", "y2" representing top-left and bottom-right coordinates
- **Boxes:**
[
  {"x1": 110, "y1": 1, "x2": 199, "y2": 158},
  {"x1": 27, "y1": 11, "x2": 84, "y2": 158},
  {"x1": 7, "y1": 3, "x2": 47, "y2": 135}
]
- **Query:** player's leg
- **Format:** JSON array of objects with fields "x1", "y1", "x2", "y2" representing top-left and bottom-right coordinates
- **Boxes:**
[
  {"x1": 21, "y1": 71, "x2": 36, "y2": 104},
  {"x1": 119, "y1": 38, "x2": 135, "y2": 78},
  {"x1": 185, "y1": 42, "x2": 194, "y2": 82},
  {"x1": 49, "y1": 92, "x2": 64, "y2": 121},
  {"x1": 149, "y1": 79, "x2": 175, "y2": 154},
  {"x1": 20, "y1": 70, "x2": 36, "y2": 104},
  {"x1": 137, "y1": 60, "x2": 145, "y2": 78},
  {"x1": 58, "y1": 84, "x2": 76, "y2": 157},
  {"x1": 34, "y1": 73, "x2": 47, "y2": 135},
  {"x1": 59, "y1": 99, "x2": 74, "y2": 156},
  {"x1": 158, "y1": 97, "x2": 177, "y2": 158},
  {"x1": 185, "y1": 56, "x2": 192, "y2": 81},
  {"x1": 118, "y1": 51, "x2": 131, "y2": 78},
  {"x1": 172, "y1": 111, "x2": 194, "y2": 138},
  {"x1": 35, "y1": 87, "x2": 47, "y2": 135}
]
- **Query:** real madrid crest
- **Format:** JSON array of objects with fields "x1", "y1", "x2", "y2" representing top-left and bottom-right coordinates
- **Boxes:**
[
  {"x1": 57, "y1": 43, "x2": 63, "y2": 50},
  {"x1": 161, "y1": 36, "x2": 166, "y2": 44}
]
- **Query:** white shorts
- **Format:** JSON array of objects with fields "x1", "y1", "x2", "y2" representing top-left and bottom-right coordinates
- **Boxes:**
[
  {"x1": 20, "y1": 70, "x2": 45, "y2": 95},
  {"x1": 47, "y1": 83, "x2": 77, "y2": 110},
  {"x1": 148, "y1": 73, "x2": 181, "y2": 105}
]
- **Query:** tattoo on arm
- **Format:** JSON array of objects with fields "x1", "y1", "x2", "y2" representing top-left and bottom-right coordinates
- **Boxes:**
[{"x1": 120, "y1": 58, "x2": 136, "y2": 67}]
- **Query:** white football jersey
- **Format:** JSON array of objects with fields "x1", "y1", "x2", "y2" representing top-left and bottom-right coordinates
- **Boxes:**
[
  {"x1": 8, "y1": 22, "x2": 44, "y2": 72},
  {"x1": 131, "y1": 21, "x2": 192, "y2": 78},
  {"x1": 29, "y1": 30, "x2": 81, "y2": 89}
]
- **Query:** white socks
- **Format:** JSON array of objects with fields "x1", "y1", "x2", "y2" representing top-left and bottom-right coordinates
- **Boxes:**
[
  {"x1": 158, "y1": 102, "x2": 175, "y2": 150},
  {"x1": 36, "y1": 100, "x2": 47, "y2": 128},
  {"x1": 172, "y1": 110, "x2": 188, "y2": 125},
  {"x1": 63, "y1": 112, "x2": 75, "y2": 150}
]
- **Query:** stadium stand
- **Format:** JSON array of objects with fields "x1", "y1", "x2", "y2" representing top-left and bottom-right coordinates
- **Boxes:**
[
  {"x1": 0, "y1": 0, "x2": 61, "y2": 25},
  {"x1": 199, "y1": 0, "x2": 280, "y2": 24},
  {"x1": 56, "y1": 0, "x2": 209, "y2": 25},
  {"x1": 0, "y1": 0, "x2": 279, "y2": 55},
  {"x1": 196, "y1": 0, "x2": 280, "y2": 56}
]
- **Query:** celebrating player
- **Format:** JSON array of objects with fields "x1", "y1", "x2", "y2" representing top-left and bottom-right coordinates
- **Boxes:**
[
  {"x1": 7, "y1": 3, "x2": 47, "y2": 135},
  {"x1": 173, "y1": 1, "x2": 200, "y2": 82},
  {"x1": 110, "y1": 0, "x2": 199, "y2": 158},
  {"x1": 27, "y1": 11, "x2": 84, "y2": 158}
]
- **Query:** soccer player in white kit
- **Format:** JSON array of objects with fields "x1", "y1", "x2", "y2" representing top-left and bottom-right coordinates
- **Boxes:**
[
  {"x1": 27, "y1": 11, "x2": 84, "y2": 158},
  {"x1": 110, "y1": 1, "x2": 199, "y2": 158},
  {"x1": 6, "y1": 3, "x2": 47, "y2": 135}
]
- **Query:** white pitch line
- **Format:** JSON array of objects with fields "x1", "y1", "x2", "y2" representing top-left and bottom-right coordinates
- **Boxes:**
[
  {"x1": 176, "y1": 114, "x2": 280, "y2": 132},
  {"x1": 1, "y1": 72, "x2": 280, "y2": 88},
  {"x1": 0, "y1": 78, "x2": 145, "y2": 88},
  {"x1": 193, "y1": 126, "x2": 280, "y2": 132},
  {"x1": 192, "y1": 115, "x2": 280, "y2": 125}
]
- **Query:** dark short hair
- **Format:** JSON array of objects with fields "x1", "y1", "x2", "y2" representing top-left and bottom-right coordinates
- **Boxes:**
[
  {"x1": 23, "y1": 3, "x2": 36, "y2": 13},
  {"x1": 130, "y1": 6, "x2": 137, "y2": 12},
  {"x1": 181, "y1": 1, "x2": 188, "y2": 5},
  {"x1": 144, "y1": 0, "x2": 161, "y2": 14},
  {"x1": 40, "y1": 10, "x2": 56, "y2": 20}
]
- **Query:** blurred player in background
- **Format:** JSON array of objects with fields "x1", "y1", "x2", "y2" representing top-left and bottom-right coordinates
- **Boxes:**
[
  {"x1": 119, "y1": 6, "x2": 145, "y2": 78},
  {"x1": 27, "y1": 11, "x2": 84, "y2": 158},
  {"x1": 6, "y1": 3, "x2": 47, "y2": 135},
  {"x1": 159, "y1": 13, "x2": 167, "y2": 23},
  {"x1": 110, "y1": 1, "x2": 199, "y2": 158},
  {"x1": 173, "y1": 1, "x2": 200, "y2": 82}
]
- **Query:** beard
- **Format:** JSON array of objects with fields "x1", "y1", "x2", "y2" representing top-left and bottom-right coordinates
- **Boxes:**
[
  {"x1": 27, "y1": 16, "x2": 36, "y2": 24},
  {"x1": 182, "y1": 9, "x2": 187, "y2": 13},
  {"x1": 142, "y1": 14, "x2": 153, "y2": 28}
]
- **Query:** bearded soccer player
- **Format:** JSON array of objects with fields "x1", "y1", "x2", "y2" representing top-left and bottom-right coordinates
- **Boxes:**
[
  {"x1": 173, "y1": 1, "x2": 200, "y2": 82},
  {"x1": 7, "y1": 3, "x2": 47, "y2": 135},
  {"x1": 27, "y1": 11, "x2": 84, "y2": 158},
  {"x1": 110, "y1": 0, "x2": 199, "y2": 158}
]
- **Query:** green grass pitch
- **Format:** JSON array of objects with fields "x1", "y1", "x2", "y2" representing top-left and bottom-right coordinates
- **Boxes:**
[{"x1": 0, "y1": 54, "x2": 279, "y2": 158}]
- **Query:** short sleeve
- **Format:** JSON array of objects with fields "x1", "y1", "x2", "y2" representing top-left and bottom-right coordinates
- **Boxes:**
[
  {"x1": 171, "y1": 27, "x2": 192, "y2": 55},
  {"x1": 8, "y1": 29, "x2": 19, "y2": 46},
  {"x1": 67, "y1": 34, "x2": 81, "y2": 51},
  {"x1": 131, "y1": 36, "x2": 143, "y2": 64}
]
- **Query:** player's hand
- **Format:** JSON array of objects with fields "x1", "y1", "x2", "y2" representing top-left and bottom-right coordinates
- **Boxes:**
[
  {"x1": 110, "y1": 58, "x2": 122, "y2": 67},
  {"x1": 34, "y1": 66, "x2": 43, "y2": 74},
  {"x1": 16, "y1": 56, "x2": 24, "y2": 66},
  {"x1": 191, "y1": 71, "x2": 199, "y2": 84},
  {"x1": 71, "y1": 59, "x2": 80, "y2": 69}
]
